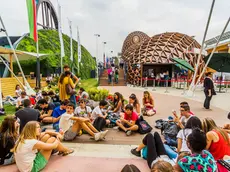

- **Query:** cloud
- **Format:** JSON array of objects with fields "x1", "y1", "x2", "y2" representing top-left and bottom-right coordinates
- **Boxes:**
[{"x1": 0, "y1": 0, "x2": 229, "y2": 62}]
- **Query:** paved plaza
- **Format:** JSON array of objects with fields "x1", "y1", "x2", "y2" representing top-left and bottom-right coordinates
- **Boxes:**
[{"x1": 2, "y1": 86, "x2": 229, "y2": 172}]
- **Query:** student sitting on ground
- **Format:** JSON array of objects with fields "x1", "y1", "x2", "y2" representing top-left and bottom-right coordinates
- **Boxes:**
[
  {"x1": 78, "y1": 88, "x2": 89, "y2": 99},
  {"x1": 59, "y1": 103, "x2": 108, "y2": 141},
  {"x1": 131, "y1": 132, "x2": 175, "y2": 169},
  {"x1": 13, "y1": 121, "x2": 73, "y2": 172},
  {"x1": 15, "y1": 84, "x2": 22, "y2": 98},
  {"x1": 173, "y1": 105, "x2": 192, "y2": 129},
  {"x1": 48, "y1": 90, "x2": 60, "y2": 107},
  {"x1": 15, "y1": 99, "x2": 40, "y2": 133},
  {"x1": 142, "y1": 91, "x2": 156, "y2": 116},
  {"x1": 175, "y1": 128, "x2": 217, "y2": 172},
  {"x1": 164, "y1": 116, "x2": 202, "y2": 159},
  {"x1": 202, "y1": 117, "x2": 230, "y2": 171},
  {"x1": 52, "y1": 99, "x2": 70, "y2": 132},
  {"x1": 0, "y1": 116, "x2": 19, "y2": 165},
  {"x1": 92, "y1": 100, "x2": 110, "y2": 131},
  {"x1": 16, "y1": 91, "x2": 28, "y2": 110},
  {"x1": 111, "y1": 92, "x2": 124, "y2": 116},
  {"x1": 179, "y1": 102, "x2": 194, "y2": 116},
  {"x1": 116, "y1": 104, "x2": 139, "y2": 136},
  {"x1": 37, "y1": 99, "x2": 55, "y2": 123},
  {"x1": 129, "y1": 94, "x2": 141, "y2": 115},
  {"x1": 74, "y1": 98, "x2": 92, "y2": 119}
]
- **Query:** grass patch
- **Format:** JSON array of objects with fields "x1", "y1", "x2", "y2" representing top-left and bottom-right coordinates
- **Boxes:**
[
  {"x1": 77, "y1": 78, "x2": 98, "y2": 91},
  {"x1": 0, "y1": 104, "x2": 16, "y2": 123}
]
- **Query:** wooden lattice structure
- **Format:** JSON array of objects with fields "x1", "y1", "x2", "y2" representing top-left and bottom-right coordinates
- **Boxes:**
[{"x1": 121, "y1": 32, "x2": 204, "y2": 85}]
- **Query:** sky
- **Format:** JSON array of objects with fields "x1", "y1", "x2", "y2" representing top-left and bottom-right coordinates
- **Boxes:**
[{"x1": 0, "y1": 0, "x2": 229, "y2": 62}]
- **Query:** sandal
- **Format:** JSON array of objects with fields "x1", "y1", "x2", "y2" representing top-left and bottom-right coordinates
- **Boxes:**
[{"x1": 62, "y1": 149, "x2": 74, "y2": 156}]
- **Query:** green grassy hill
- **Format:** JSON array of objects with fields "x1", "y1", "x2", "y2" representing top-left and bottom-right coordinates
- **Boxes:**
[{"x1": 14, "y1": 29, "x2": 96, "y2": 79}]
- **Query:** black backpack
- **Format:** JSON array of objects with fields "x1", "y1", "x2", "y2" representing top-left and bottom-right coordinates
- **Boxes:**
[{"x1": 137, "y1": 116, "x2": 152, "y2": 134}]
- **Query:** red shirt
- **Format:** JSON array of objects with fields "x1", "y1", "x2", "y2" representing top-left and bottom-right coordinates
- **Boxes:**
[
  {"x1": 124, "y1": 112, "x2": 138, "y2": 122},
  {"x1": 209, "y1": 130, "x2": 230, "y2": 160}
]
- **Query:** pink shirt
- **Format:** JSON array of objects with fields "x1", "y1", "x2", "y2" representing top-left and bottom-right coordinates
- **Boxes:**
[
  {"x1": 124, "y1": 112, "x2": 138, "y2": 122},
  {"x1": 107, "y1": 69, "x2": 112, "y2": 75}
]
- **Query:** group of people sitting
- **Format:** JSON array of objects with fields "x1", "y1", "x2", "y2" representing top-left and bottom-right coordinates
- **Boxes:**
[
  {"x1": 130, "y1": 102, "x2": 230, "y2": 172},
  {"x1": 0, "y1": 79, "x2": 159, "y2": 172}
]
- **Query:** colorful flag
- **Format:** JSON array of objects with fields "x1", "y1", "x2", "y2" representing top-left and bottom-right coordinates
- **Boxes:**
[
  {"x1": 77, "y1": 27, "x2": 81, "y2": 63},
  {"x1": 26, "y1": 0, "x2": 38, "y2": 42}
]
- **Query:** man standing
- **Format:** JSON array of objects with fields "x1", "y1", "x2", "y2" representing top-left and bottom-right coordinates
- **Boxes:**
[
  {"x1": 15, "y1": 99, "x2": 40, "y2": 132},
  {"x1": 203, "y1": 72, "x2": 216, "y2": 110}
]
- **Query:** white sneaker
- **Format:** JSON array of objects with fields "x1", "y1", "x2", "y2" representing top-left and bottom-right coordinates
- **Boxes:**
[
  {"x1": 100, "y1": 130, "x2": 108, "y2": 140},
  {"x1": 94, "y1": 132, "x2": 102, "y2": 141}
]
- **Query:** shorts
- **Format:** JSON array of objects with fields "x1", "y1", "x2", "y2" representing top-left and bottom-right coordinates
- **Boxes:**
[
  {"x1": 64, "y1": 127, "x2": 77, "y2": 141},
  {"x1": 31, "y1": 152, "x2": 47, "y2": 172}
]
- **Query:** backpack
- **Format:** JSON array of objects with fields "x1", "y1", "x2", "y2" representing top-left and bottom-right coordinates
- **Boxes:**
[
  {"x1": 161, "y1": 121, "x2": 178, "y2": 139},
  {"x1": 137, "y1": 116, "x2": 152, "y2": 134}
]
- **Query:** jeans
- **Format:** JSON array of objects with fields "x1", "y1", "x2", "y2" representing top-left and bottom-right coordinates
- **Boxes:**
[
  {"x1": 165, "y1": 135, "x2": 177, "y2": 147},
  {"x1": 164, "y1": 144, "x2": 177, "y2": 159},
  {"x1": 108, "y1": 75, "x2": 112, "y2": 84},
  {"x1": 70, "y1": 95, "x2": 76, "y2": 107}
]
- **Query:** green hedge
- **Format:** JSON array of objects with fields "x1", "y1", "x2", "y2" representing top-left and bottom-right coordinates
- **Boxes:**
[{"x1": 14, "y1": 29, "x2": 96, "y2": 79}]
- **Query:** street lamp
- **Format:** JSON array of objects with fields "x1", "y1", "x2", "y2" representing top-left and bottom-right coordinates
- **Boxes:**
[
  {"x1": 103, "y1": 42, "x2": 107, "y2": 68},
  {"x1": 94, "y1": 34, "x2": 100, "y2": 81}
]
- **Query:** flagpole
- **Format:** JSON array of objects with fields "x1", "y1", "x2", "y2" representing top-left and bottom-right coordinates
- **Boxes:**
[
  {"x1": 188, "y1": 0, "x2": 215, "y2": 95},
  {"x1": 194, "y1": 17, "x2": 230, "y2": 89}
]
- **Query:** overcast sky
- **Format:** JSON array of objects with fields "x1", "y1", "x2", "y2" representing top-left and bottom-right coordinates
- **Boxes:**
[{"x1": 0, "y1": 0, "x2": 229, "y2": 61}]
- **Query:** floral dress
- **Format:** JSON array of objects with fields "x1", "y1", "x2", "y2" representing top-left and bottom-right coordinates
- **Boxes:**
[{"x1": 178, "y1": 150, "x2": 217, "y2": 172}]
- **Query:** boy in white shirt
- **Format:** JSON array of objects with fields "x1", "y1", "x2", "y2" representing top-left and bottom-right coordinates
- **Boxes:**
[
  {"x1": 59, "y1": 103, "x2": 108, "y2": 141},
  {"x1": 92, "y1": 100, "x2": 110, "y2": 125},
  {"x1": 74, "y1": 99, "x2": 92, "y2": 119}
]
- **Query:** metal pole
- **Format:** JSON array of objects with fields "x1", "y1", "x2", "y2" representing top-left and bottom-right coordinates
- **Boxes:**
[
  {"x1": 152, "y1": 78, "x2": 156, "y2": 91},
  {"x1": 194, "y1": 17, "x2": 230, "y2": 90},
  {"x1": 189, "y1": 0, "x2": 216, "y2": 92},
  {"x1": 94, "y1": 34, "x2": 100, "y2": 81}
]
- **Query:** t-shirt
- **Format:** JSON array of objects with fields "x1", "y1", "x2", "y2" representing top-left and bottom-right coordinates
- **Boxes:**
[
  {"x1": 178, "y1": 150, "x2": 217, "y2": 172},
  {"x1": 124, "y1": 112, "x2": 138, "y2": 122},
  {"x1": 15, "y1": 107, "x2": 40, "y2": 132},
  {"x1": 15, "y1": 139, "x2": 38, "y2": 172},
  {"x1": 92, "y1": 106, "x2": 103, "y2": 120},
  {"x1": 74, "y1": 106, "x2": 92, "y2": 118},
  {"x1": 16, "y1": 96, "x2": 29, "y2": 106},
  {"x1": 59, "y1": 113, "x2": 74, "y2": 133},
  {"x1": 15, "y1": 89, "x2": 22, "y2": 97},
  {"x1": 180, "y1": 115, "x2": 192, "y2": 127},
  {"x1": 52, "y1": 106, "x2": 66, "y2": 125},
  {"x1": 43, "y1": 102, "x2": 55, "y2": 114},
  {"x1": 177, "y1": 129, "x2": 192, "y2": 152}
]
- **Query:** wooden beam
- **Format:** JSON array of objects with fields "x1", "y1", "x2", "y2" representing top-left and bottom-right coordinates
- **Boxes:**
[{"x1": 9, "y1": 53, "x2": 13, "y2": 77}]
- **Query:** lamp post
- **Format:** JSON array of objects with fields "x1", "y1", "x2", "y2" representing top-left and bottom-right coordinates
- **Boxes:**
[
  {"x1": 103, "y1": 42, "x2": 107, "y2": 68},
  {"x1": 94, "y1": 34, "x2": 100, "y2": 81}
]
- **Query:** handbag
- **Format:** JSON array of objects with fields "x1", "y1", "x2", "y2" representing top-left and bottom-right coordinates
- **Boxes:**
[{"x1": 66, "y1": 77, "x2": 76, "y2": 95}]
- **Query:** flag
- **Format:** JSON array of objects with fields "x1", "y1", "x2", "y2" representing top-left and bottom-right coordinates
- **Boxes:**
[
  {"x1": 26, "y1": 0, "x2": 38, "y2": 42},
  {"x1": 68, "y1": 20, "x2": 73, "y2": 61},
  {"x1": 57, "y1": 1, "x2": 65, "y2": 58},
  {"x1": 77, "y1": 27, "x2": 81, "y2": 63}
]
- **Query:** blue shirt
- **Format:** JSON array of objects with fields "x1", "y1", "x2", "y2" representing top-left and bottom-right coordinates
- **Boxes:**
[{"x1": 52, "y1": 106, "x2": 66, "y2": 125}]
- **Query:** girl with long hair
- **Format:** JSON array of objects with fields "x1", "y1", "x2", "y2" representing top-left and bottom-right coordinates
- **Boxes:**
[
  {"x1": 15, "y1": 84, "x2": 22, "y2": 98},
  {"x1": 202, "y1": 117, "x2": 230, "y2": 171},
  {"x1": 13, "y1": 121, "x2": 73, "y2": 172},
  {"x1": 129, "y1": 94, "x2": 140, "y2": 115},
  {"x1": 142, "y1": 91, "x2": 156, "y2": 116},
  {"x1": 112, "y1": 92, "x2": 124, "y2": 116},
  {"x1": 0, "y1": 116, "x2": 19, "y2": 165}
]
